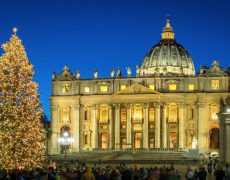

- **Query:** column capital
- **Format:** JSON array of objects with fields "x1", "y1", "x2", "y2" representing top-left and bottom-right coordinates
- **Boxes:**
[
  {"x1": 178, "y1": 102, "x2": 187, "y2": 108},
  {"x1": 154, "y1": 102, "x2": 161, "y2": 108},
  {"x1": 115, "y1": 104, "x2": 120, "y2": 110},
  {"x1": 144, "y1": 103, "x2": 149, "y2": 109},
  {"x1": 196, "y1": 102, "x2": 206, "y2": 108},
  {"x1": 125, "y1": 103, "x2": 132, "y2": 109},
  {"x1": 162, "y1": 103, "x2": 168, "y2": 108},
  {"x1": 73, "y1": 104, "x2": 81, "y2": 110},
  {"x1": 51, "y1": 105, "x2": 59, "y2": 111},
  {"x1": 91, "y1": 104, "x2": 99, "y2": 110}
]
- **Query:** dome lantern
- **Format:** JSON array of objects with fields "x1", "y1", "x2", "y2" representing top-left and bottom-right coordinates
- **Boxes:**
[{"x1": 161, "y1": 19, "x2": 175, "y2": 40}]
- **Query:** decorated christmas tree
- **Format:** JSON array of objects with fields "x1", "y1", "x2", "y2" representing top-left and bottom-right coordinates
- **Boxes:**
[{"x1": 0, "y1": 28, "x2": 46, "y2": 170}]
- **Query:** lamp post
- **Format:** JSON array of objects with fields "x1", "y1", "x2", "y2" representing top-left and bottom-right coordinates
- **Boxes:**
[{"x1": 58, "y1": 131, "x2": 74, "y2": 160}]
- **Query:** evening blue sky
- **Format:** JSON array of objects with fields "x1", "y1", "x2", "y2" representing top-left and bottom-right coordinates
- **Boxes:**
[{"x1": 0, "y1": 0, "x2": 230, "y2": 119}]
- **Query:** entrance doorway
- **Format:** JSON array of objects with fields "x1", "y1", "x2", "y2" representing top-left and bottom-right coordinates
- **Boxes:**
[
  {"x1": 209, "y1": 128, "x2": 219, "y2": 149},
  {"x1": 101, "y1": 133, "x2": 108, "y2": 149},
  {"x1": 169, "y1": 132, "x2": 177, "y2": 148},
  {"x1": 134, "y1": 133, "x2": 142, "y2": 149}
]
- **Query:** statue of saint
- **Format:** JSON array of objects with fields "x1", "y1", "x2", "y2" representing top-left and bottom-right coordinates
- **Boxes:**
[
  {"x1": 192, "y1": 136, "x2": 198, "y2": 149},
  {"x1": 94, "y1": 69, "x2": 98, "y2": 78},
  {"x1": 110, "y1": 68, "x2": 115, "y2": 78},
  {"x1": 76, "y1": 70, "x2": 80, "y2": 78},
  {"x1": 126, "y1": 67, "x2": 131, "y2": 77},
  {"x1": 52, "y1": 72, "x2": 56, "y2": 80},
  {"x1": 136, "y1": 65, "x2": 140, "y2": 77},
  {"x1": 116, "y1": 67, "x2": 121, "y2": 77}
]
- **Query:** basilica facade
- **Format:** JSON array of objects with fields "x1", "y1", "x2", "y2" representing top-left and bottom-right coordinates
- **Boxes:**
[{"x1": 49, "y1": 19, "x2": 230, "y2": 155}]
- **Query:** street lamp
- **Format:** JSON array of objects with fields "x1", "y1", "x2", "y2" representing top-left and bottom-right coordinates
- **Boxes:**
[{"x1": 58, "y1": 131, "x2": 74, "y2": 159}]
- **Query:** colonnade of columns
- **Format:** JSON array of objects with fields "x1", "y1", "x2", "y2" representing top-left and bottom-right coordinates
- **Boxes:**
[
  {"x1": 49, "y1": 101, "x2": 208, "y2": 154},
  {"x1": 90, "y1": 102, "x2": 187, "y2": 150}
]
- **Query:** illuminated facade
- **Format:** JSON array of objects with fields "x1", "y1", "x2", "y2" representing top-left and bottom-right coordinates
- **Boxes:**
[{"x1": 49, "y1": 19, "x2": 230, "y2": 155}]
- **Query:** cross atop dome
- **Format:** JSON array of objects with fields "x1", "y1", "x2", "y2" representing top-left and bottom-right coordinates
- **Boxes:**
[{"x1": 161, "y1": 18, "x2": 175, "y2": 40}]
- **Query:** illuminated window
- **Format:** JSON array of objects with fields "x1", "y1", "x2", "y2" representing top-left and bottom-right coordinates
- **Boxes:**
[
  {"x1": 122, "y1": 124, "x2": 126, "y2": 129},
  {"x1": 84, "y1": 87, "x2": 89, "y2": 93},
  {"x1": 169, "y1": 84, "x2": 177, "y2": 91},
  {"x1": 120, "y1": 85, "x2": 126, "y2": 91},
  {"x1": 188, "y1": 84, "x2": 195, "y2": 91},
  {"x1": 149, "y1": 108, "x2": 155, "y2": 121},
  {"x1": 100, "y1": 109, "x2": 108, "y2": 122},
  {"x1": 100, "y1": 85, "x2": 108, "y2": 92},
  {"x1": 121, "y1": 108, "x2": 127, "y2": 122},
  {"x1": 149, "y1": 84, "x2": 155, "y2": 90},
  {"x1": 62, "y1": 84, "x2": 70, "y2": 93},
  {"x1": 149, "y1": 124, "x2": 154, "y2": 129},
  {"x1": 211, "y1": 80, "x2": 219, "y2": 90}
]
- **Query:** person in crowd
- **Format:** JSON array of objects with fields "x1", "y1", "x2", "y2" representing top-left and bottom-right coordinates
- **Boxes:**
[
  {"x1": 214, "y1": 165, "x2": 225, "y2": 180},
  {"x1": 81, "y1": 167, "x2": 96, "y2": 180},
  {"x1": 198, "y1": 167, "x2": 207, "y2": 180},
  {"x1": 185, "y1": 167, "x2": 194, "y2": 180}
]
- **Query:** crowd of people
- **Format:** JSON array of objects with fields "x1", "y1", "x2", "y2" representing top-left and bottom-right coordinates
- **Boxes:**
[{"x1": 1, "y1": 161, "x2": 230, "y2": 180}]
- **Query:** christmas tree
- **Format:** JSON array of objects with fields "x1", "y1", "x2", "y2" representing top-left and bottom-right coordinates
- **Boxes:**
[{"x1": 0, "y1": 28, "x2": 46, "y2": 170}]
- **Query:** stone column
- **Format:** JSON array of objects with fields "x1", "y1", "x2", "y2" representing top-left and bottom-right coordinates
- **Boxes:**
[
  {"x1": 197, "y1": 102, "x2": 206, "y2": 150},
  {"x1": 143, "y1": 103, "x2": 149, "y2": 149},
  {"x1": 154, "y1": 103, "x2": 161, "y2": 148},
  {"x1": 179, "y1": 103, "x2": 186, "y2": 149},
  {"x1": 162, "y1": 103, "x2": 167, "y2": 148},
  {"x1": 218, "y1": 106, "x2": 230, "y2": 163},
  {"x1": 109, "y1": 105, "x2": 114, "y2": 149},
  {"x1": 91, "y1": 105, "x2": 98, "y2": 149},
  {"x1": 72, "y1": 105, "x2": 80, "y2": 152},
  {"x1": 115, "y1": 104, "x2": 120, "y2": 150},
  {"x1": 126, "y1": 104, "x2": 132, "y2": 148},
  {"x1": 50, "y1": 105, "x2": 59, "y2": 154}
]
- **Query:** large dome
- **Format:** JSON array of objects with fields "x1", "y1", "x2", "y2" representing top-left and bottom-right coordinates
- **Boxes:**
[{"x1": 139, "y1": 19, "x2": 195, "y2": 77}]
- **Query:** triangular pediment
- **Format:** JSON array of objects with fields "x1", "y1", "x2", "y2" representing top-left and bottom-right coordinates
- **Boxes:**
[{"x1": 115, "y1": 83, "x2": 160, "y2": 95}]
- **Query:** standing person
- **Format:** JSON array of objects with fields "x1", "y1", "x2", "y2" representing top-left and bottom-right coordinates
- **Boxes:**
[
  {"x1": 81, "y1": 167, "x2": 95, "y2": 180},
  {"x1": 198, "y1": 167, "x2": 207, "y2": 180},
  {"x1": 214, "y1": 165, "x2": 225, "y2": 180},
  {"x1": 47, "y1": 167, "x2": 58, "y2": 180},
  {"x1": 185, "y1": 167, "x2": 194, "y2": 180}
]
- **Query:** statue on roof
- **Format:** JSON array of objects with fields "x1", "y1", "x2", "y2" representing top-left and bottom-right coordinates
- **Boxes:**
[
  {"x1": 76, "y1": 70, "x2": 80, "y2": 79},
  {"x1": 136, "y1": 65, "x2": 140, "y2": 77},
  {"x1": 116, "y1": 67, "x2": 121, "y2": 77},
  {"x1": 94, "y1": 69, "x2": 98, "y2": 78},
  {"x1": 110, "y1": 68, "x2": 115, "y2": 78},
  {"x1": 126, "y1": 67, "x2": 131, "y2": 77}
]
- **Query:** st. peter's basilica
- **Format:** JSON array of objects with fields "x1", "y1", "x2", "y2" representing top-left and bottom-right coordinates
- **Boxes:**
[{"x1": 49, "y1": 19, "x2": 230, "y2": 155}]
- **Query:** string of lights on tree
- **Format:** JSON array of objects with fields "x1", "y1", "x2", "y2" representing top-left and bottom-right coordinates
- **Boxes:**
[{"x1": 0, "y1": 28, "x2": 46, "y2": 170}]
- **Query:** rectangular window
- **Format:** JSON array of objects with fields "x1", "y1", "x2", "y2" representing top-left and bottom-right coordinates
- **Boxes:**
[
  {"x1": 84, "y1": 87, "x2": 89, "y2": 93},
  {"x1": 120, "y1": 85, "x2": 126, "y2": 91},
  {"x1": 188, "y1": 84, "x2": 195, "y2": 91},
  {"x1": 149, "y1": 84, "x2": 155, "y2": 90},
  {"x1": 211, "y1": 80, "x2": 219, "y2": 90},
  {"x1": 100, "y1": 85, "x2": 108, "y2": 92},
  {"x1": 169, "y1": 84, "x2": 177, "y2": 91}
]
